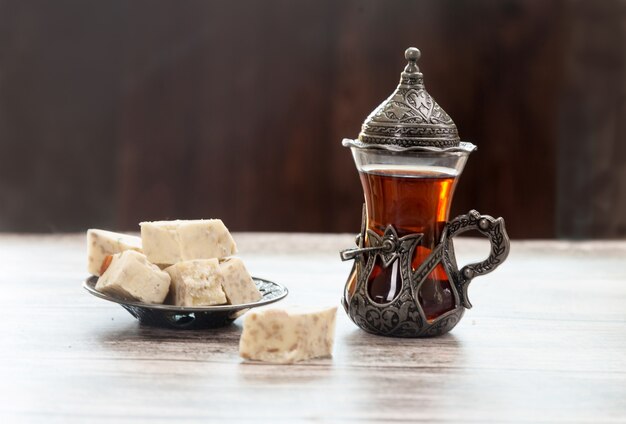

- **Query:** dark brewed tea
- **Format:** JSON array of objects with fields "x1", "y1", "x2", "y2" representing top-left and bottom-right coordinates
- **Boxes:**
[{"x1": 351, "y1": 166, "x2": 459, "y2": 321}]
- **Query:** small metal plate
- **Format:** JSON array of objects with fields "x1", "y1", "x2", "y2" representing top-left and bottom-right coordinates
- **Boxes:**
[{"x1": 83, "y1": 276, "x2": 288, "y2": 330}]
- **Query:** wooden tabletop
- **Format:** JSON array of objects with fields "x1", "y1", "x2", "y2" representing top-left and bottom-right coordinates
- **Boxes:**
[{"x1": 1, "y1": 234, "x2": 625, "y2": 423}]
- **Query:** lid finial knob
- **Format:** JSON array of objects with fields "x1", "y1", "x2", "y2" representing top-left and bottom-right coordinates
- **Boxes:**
[{"x1": 404, "y1": 47, "x2": 421, "y2": 74}]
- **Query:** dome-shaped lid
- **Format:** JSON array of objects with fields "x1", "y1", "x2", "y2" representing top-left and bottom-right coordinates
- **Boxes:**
[{"x1": 343, "y1": 47, "x2": 474, "y2": 152}]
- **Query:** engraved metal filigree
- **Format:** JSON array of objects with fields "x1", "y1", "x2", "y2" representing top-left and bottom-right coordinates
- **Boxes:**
[
  {"x1": 340, "y1": 209, "x2": 510, "y2": 338},
  {"x1": 354, "y1": 47, "x2": 462, "y2": 149},
  {"x1": 443, "y1": 210, "x2": 510, "y2": 309}
]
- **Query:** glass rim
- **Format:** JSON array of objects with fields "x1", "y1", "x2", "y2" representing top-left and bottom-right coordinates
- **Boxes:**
[{"x1": 342, "y1": 138, "x2": 476, "y2": 154}]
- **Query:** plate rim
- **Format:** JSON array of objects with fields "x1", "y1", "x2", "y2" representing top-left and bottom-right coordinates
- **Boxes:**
[{"x1": 83, "y1": 275, "x2": 288, "y2": 312}]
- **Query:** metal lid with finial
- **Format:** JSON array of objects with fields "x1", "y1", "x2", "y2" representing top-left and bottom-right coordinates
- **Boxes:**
[{"x1": 343, "y1": 47, "x2": 475, "y2": 152}]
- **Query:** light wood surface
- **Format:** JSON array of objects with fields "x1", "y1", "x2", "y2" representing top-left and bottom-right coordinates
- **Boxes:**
[{"x1": 1, "y1": 234, "x2": 625, "y2": 423}]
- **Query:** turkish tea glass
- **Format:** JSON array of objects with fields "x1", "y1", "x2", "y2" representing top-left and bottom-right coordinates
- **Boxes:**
[{"x1": 345, "y1": 148, "x2": 469, "y2": 321}]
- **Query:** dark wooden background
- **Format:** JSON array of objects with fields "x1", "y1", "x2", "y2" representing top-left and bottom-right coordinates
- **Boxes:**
[{"x1": 0, "y1": 0, "x2": 624, "y2": 238}]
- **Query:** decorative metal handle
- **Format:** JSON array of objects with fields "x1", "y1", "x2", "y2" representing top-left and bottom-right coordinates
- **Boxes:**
[{"x1": 446, "y1": 209, "x2": 510, "y2": 286}]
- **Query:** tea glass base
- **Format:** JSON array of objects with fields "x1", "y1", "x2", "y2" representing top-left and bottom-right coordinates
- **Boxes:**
[{"x1": 342, "y1": 294, "x2": 465, "y2": 338}]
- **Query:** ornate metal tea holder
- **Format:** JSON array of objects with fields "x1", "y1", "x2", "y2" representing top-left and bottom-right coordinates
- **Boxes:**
[
  {"x1": 339, "y1": 47, "x2": 511, "y2": 337},
  {"x1": 341, "y1": 207, "x2": 510, "y2": 337}
]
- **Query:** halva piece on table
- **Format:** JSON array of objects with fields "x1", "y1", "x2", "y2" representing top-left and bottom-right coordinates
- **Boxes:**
[
  {"x1": 140, "y1": 219, "x2": 237, "y2": 265},
  {"x1": 220, "y1": 257, "x2": 262, "y2": 305},
  {"x1": 239, "y1": 306, "x2": 338, "y2": 364},
  {"x1": 95, "y1": 250, "x2": 171, "y2": 304},
  {"x1": 164, "y1": 259, "x2": 227, "y2": 307},
  {"x1": 87, "y1": 229, "x2": 142, "y2": 276}
]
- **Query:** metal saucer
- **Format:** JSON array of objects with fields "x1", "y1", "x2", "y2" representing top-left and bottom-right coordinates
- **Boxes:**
[{"x1": 83, "y1": 276, "x2": 288, "y2": 330}]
